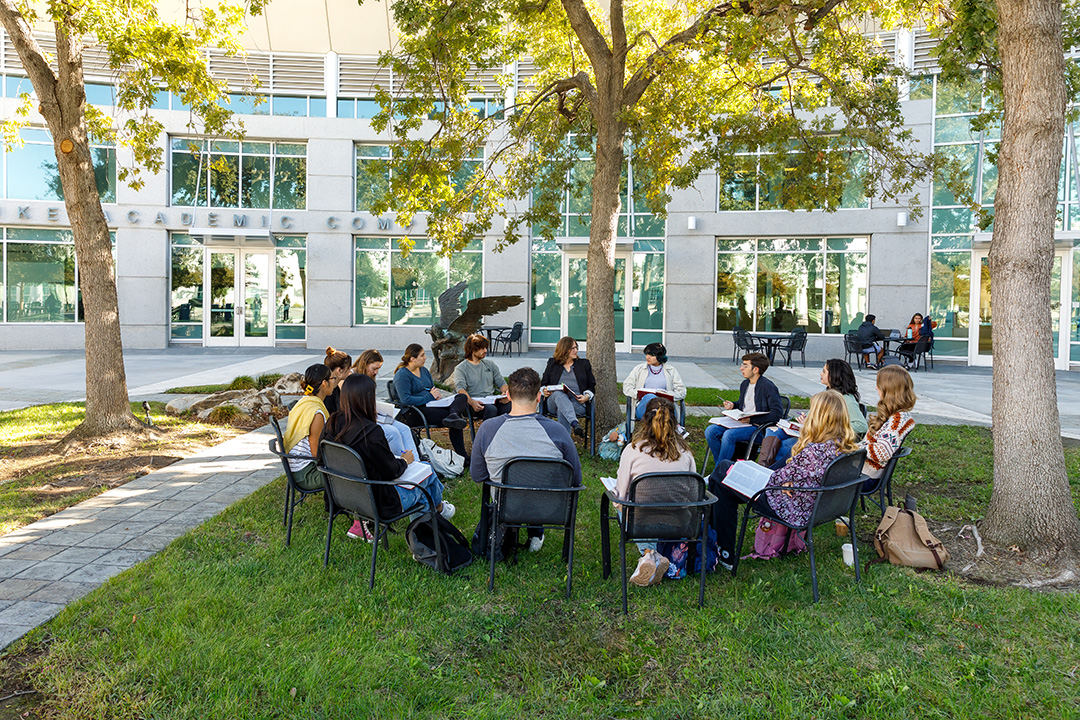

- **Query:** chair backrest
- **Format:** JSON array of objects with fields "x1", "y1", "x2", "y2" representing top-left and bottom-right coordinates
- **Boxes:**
[
  {"x1": 808, "y1": 449, "x2": 867, "y2": 526},
  {"x1": 268, "y1": 416, "x2": 302, "y2": 487},
  {"x1": 913, "y1": 336, "x2": 931, "y2": 353},
  {"x1": 508, "y1": 321, "x2": 523, "y2": 341},
  {"x1": 791, "y1": 329, "x2": 808, "y2": 351},
  {"x1": 625, "y1": 472, "x2": 707, "y2": 541},
  {"x1": 843, "y1": 331, "x2": 858, "y2": 353},
  {"x1": 780, "y1": 395, "x2": 791, "y2": 419},
  {"x1": 386, "y1": 379, "x2": 401, "y2": 403},
  {"x1": 318, "y1": 440, "x2": 386, "y2": 521},
  {"x1": 875, "y1": 445, "x2": 912, "y2": 488},
  {"x1": 498, "y1": 457, "x2": 578, "y2": 526}
]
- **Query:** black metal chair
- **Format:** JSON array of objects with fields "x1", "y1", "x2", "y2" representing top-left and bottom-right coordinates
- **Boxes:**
[
  {"x1": 268, "y1": 416, "x2": 324, "y2": 547},
  {"x1": 775, "y1": 329, "x2": 808, "y2": 367},
  {"x1": 732, "y1": 449, "x2": 868, "y2": 603},
  {"x1": 542, "y1": 395, "x2": 597, "y2": 455},
  {"x1": 860, "y1": 446, "x2": 912, "y2": 514},
  {"x1": 387, "y1": 379, "x2": 434, "y2": 442},
  {"x1": 624, "y1": 396, "x2": 687, "y2": 439},
  {"x1": 844, "y1": 331, "x2": 865, "y2": 370},
  {"x1": 483, "y1": 457, "x2": 584, "y2": 598},
  {"x1": 733, "y1": 327, "x2": 762, "y2": 363},
  {"x1": 701, "y1": 395, "x2": 790, "y2": 475},
  {"x1": 493, "y1": 321, "x2": 524, "y2": 356},
  {"x1": 318, "y1": 440, "x2": 440, "y2": 588},
  {"x1": 600, "y1": 472, "x2": 718, "y2": 614},
  {"x1": 893, "y1": 336, "x2": 932, "y2": 371}
]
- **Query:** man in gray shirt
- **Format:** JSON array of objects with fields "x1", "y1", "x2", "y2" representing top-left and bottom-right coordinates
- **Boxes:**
[
  {"x1": 452, "y1": 334, "x2": 511, "y2": 419},
  {"x1": 471, "y1": 366, "x2": 582, "y2": 553}
]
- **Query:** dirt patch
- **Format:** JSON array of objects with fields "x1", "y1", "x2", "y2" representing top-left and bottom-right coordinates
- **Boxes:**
[
  {"x1": 0, "y1": 421, "x2": 247, "y2": 535},
  {"x1": 0, "y1": 643, "x2": 45, "y2": 720}
]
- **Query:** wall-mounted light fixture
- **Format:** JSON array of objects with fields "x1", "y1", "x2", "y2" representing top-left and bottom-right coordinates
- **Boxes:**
[
  {"x1": 687, "y1": 216, "x2": 698, "y2": 230},
  {"x1": 897, "y1": 211, "x2": 909, "y2": 227}
]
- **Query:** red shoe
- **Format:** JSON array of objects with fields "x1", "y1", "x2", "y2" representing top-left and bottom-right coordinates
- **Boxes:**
[{"x1": 347, "y1": 519, "x2": 374, "y2": 542}]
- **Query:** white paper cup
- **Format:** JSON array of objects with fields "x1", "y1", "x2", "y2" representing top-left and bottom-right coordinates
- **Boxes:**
[{"x1": 841, "y1": 542, "x2": 854, "y2": 567}]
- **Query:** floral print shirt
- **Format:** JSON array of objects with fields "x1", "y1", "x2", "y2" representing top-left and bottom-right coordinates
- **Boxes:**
[{"x1": 764, "y1": 440, "x2": 842, "y2": 527}]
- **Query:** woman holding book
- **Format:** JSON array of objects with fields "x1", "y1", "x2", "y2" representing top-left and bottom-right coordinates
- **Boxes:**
[
  {"x1": 622, "y1": 342, "x2": 687, "y2": 421},
  {"x1": 540, "y1": 336, "x2": 596, "y2": 438},
  {"x1": 758, "y1": 358, "x2": 867, "y2": 467},
  {"x1": 860, "y1": 365, "x2": 916, "y2": 485},
  {"x1": 328, "y1": 374, "x2": 454, "y2": 540},
  {"x1": 614, "y1": 398, "x2": 696, "y2": 587},
  {"x1": 708, "y1": 389, "x2": 858, "y2": 568},
  {"x1": 393, "y1": 343, "x2": 471, "y2": 461}
]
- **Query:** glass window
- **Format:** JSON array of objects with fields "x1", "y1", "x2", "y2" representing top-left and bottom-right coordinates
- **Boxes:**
[
  {"x1": 275, "y1": 244, "x2": 306, "y2": 340},
  {"x1": 356, "y1": 145, "x2": 391, "y2": 212},
  {"x1": 4, "y1": 131, "x2": 115, "y2": 202},
  {"x1": 170, "y1": 244, "x2": 204, "y2": 337},
  {"x1": 929, "y1": 252, "x2": 971, "y2": 339},
  {"x1": 933, "y1": 145, "x2": 979, "y2": 206},
  {"x1": 5, "y1": 241, "x2": 77, "y2": 322},
  {"x1": 354, "y1": 246, "x2": 390, "y2": 325},
  {"x1": 391, "y1": 250, "x2": 446, "y2": 325},
  {"x1": 170, "y1": 139, "x2": 306, "y2": 208},
  {"x1": 337, "y1": 99, "x2": 355, "y2": 118},
  {"x1": 632, "y1": 253, "x2": 664, "y2": 331},
  {"x1": 530, "y1": 253, "x2": 561, "y2": 332},
  {"x1": 272, "y1": 96, "x2": 307, "y2": 117},
  {"x1": 716, "y1": 237, "x2": 865, "y2": 334}
]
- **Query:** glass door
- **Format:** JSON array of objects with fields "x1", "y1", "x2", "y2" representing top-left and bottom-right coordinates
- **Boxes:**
[
  {"x1": 206, "y1": 251, "x2": 238, "y2": 346},
  {"x1": 205, "y1": 249, "x2": 274, "y2": 347},
  {"x1": 969, "y1": 249, "x2": 1070, "y2": 369},
  {"x1": 561, "y1": 251, "x2": 630, "y2": 353}
]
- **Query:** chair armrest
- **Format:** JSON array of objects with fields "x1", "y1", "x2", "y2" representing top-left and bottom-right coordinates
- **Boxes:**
[
  {"x1": 268, "y1": 439, "x2": 315, "y2": 462},
  {"x1": 746, "y1": 475, "x2": 870, "y2": 503}
]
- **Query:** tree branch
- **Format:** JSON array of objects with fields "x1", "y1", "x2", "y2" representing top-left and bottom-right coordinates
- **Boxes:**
[
  {"x1": 559, "y1": 0, "x2": 611, "y2": 71},
  {"x1": 0, "y1": 0, "x2": 59, "y2": 118},
  {"x1": 611, "y1": 0, "x2": 627, "y2": 58}
]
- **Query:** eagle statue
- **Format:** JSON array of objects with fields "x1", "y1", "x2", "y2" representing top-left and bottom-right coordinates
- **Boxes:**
[{"x1": 425, "y1": 281, "x2": 524, "y2": 381}]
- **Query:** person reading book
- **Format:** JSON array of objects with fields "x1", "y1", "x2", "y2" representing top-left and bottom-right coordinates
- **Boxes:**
[
  {"x1": 704, "y1": 353, "x2": 783, "y2": 465},
  {"x1": 392, "y1": 343, "x2": 471, "y2": 462},
  {"x1": 452, "y1": 334, "x2": 511, "y2": 420},
  {"x1": 622, "y1": 342, "x2": 687, "y2": 421},
  {"x1": 327, "y1": 374, "x2": 454, "y2": 538},
  {"x1": 758, "y1": 358, "x2": 867, "y2": 468},
  {"x1": 612, "y1": 397, "x2": 696, "y2": 587},
  {"x1": 708, "y1": 389, "x2": 858, "y2": 568},
  {"x1": 540, "y1": 336, "x2": 596, "y2": 438}
]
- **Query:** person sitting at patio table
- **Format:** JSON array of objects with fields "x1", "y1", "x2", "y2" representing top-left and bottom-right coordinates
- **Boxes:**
[
  {"x1": 897, "y1": 312, "x2": 937, "y2": 360},
  {"x1": 452, "y1": 334, "x2": 511, "y2": 420},
  {"x1": 622, "y1": 342, "x2": 686, "y2": 421},
  {"x1": 857, "y1": 314, "x2": 887, "y2": 369},
  {"x1": 540, "y1": 336, "x2": 596, "y2": 438},
  {"x1": 704, "y1": 352, "x2": 783, "y2": 465}
]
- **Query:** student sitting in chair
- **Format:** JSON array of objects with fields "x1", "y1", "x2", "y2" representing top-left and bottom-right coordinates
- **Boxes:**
[{"x1": 704, "y1": 352, "x2": 784, "y2": 465}]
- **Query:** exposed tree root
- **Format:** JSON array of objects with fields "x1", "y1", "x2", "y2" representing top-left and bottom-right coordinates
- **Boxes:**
[{"x1": 55, "y1": 415, "x2": 163, "y2": 454}]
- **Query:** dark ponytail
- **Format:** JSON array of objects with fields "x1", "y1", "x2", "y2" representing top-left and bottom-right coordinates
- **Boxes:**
[{"x1": 302, "y1": 364, "x2": 332, "y2": 396}]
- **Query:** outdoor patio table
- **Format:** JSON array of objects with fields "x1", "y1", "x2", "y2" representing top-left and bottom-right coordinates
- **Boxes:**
[{"x1": 749, "y1": 332, "x2": 790, "y2": 363}]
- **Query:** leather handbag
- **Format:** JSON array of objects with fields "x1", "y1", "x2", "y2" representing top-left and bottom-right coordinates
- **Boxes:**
[{"x1": 874, "y1": 505, "x2": 950, "y2": 570}]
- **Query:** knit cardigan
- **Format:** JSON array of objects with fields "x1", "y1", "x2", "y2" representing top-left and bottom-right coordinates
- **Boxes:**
[{"x1": 860, "y1": 411, "x2": 915, "y2": 478}]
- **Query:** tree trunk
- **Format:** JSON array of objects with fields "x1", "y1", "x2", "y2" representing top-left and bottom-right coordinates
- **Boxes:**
[
  {"x1": 981, "y1": 0, "x2": 1080, "y2": 563},
  {"x1": 51, "y1": 25, "x2": 140, "y2": 438},
  {"x1": 586, "y1": 110, "x2": 626, "y2": 430}
]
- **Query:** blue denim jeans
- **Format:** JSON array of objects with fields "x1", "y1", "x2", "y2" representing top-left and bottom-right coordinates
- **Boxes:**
[{"x1": 705, "y1": 422, "x2": 758, "y2": 464}]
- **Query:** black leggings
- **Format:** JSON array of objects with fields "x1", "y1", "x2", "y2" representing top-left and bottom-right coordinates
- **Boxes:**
[
  {"x1": 708, "y1": 460, "x2": 775, "y2": 563},
  {"x1": 413, "y1": 394, "x2": 469, "y2": 457}
]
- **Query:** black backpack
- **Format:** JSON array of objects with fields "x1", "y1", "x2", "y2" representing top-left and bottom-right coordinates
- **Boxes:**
[
  {"x1": 405, "y1": 513, "x2": 473, "y2": 575},
  {"x1": 470, "y1": 499, "x2": 519, "y2": 562}
]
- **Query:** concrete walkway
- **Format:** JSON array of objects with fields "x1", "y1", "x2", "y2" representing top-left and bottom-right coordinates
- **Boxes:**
[{"x1": 0, "y1": 427, "x2": 278, "y2": 650}]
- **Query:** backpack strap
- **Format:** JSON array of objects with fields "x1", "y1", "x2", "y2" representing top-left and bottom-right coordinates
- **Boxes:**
[{"x1": 907, "y1": 510, "x2": 945, "y2": 570}]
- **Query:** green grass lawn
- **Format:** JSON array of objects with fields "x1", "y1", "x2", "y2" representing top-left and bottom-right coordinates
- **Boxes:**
[{"x1": 9, "y1": 422, "x2": 1080, "y2": 718}]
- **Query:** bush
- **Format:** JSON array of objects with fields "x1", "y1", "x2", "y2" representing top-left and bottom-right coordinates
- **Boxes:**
[
  {"x1": 207, "y1": 405, "x2": 243, "y2": 424},
  {"x1": 229, "y1": 375, "x2": 257, "y2": 390},
  {"x1": 256, "y1": 373, "x2": 283, "y2": 389}
]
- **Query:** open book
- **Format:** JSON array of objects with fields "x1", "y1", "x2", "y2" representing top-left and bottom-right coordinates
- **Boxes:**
[
  {"x1": 776, "y1": 418, "x2": 802, "y2": 437},
  {"x1": 709, "y1": 408, "x2": 767, "y2": 429},
  {"x1": 375, "y1": 400, "x2": 400, "y2": 421},
  {"x1": 720, "y1": 460, "x2": 774, "y2": 500},
  {"x1": 634, "y1": 388, "x2": 675, "y2": 402},
  {"x1": 395, "y1": 460, "x2": 434, "y2": 488},
  {"x1": 599, "y1": 476, "x2": 618, "y2": 494},
  {"x1": 543, "y1": 384, "x2": 575, "y2": 395},
  {"x1": 473, "y1": 394, "x2": 508, "y2": 405},
  {"x1": 425, "y1": 394, "x2": 457, "y2": 408}
]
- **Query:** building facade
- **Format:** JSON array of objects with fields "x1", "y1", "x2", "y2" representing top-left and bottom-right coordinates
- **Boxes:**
[{"x1": 0, "y1": 5, "x2": 1078, "y2": 369}]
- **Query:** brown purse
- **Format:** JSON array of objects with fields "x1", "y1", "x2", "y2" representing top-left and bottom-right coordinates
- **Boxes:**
[{"x1": 874, "y1": 506, "x2": 950, "y2": 570}]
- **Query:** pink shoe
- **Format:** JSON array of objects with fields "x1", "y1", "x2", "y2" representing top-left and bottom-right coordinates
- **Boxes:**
[{"x1": 346, "y1": 519, "x2": 374, "y2": 542}]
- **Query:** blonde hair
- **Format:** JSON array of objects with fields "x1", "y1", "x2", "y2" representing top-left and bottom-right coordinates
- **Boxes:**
[
  {"x1": 869, "y1": 365, "x2": 916, "y2": 435},
  {"x1": 353, "y1": 349, "x2": 384, "y2": 375},
  {"x1": 631, "y1": 397, "x2": 688, "y2": 463},
  {"x1": 790, "y1": 389, "x2": 858, "y2": 459}
]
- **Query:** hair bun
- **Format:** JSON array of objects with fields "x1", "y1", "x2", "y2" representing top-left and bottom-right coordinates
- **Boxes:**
[{"x1": 325, "y1": 346, "x2": 337, "y2": 357}]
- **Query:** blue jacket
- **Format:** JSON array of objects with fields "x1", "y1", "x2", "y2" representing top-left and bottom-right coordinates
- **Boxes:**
[
  {"x1": 735, "y1": 375, "x2": 784, "y2": 425},
  {"x1": 393, "y1": 366, "x2": 436, "y2": 406}
]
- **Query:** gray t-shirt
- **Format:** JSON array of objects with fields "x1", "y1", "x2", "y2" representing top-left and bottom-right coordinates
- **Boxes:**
[
  {"x1": 560, "y1": 366, "x2": 581, "y2": 395},
  {"x1": 451, "y1": 357, "x2": 505, "y2": 397}
]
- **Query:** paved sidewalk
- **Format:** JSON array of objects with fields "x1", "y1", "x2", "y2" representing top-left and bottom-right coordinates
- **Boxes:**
[{"x1": 0, "y1": 427, "x2": 278, "y2": 650}]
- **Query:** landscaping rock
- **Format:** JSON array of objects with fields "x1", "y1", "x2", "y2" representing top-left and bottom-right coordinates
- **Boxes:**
[
  {"x1": 164, "y1": 395, "x2": 211, "y2": 415},
  {"x1": 271, "y1": 373, "x2": 304, "y2": 396},
  {"x1": 188, "y1": 390, "x2": 250, "y2": 415}
]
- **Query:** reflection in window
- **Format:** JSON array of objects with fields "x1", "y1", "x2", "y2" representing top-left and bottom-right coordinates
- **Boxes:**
[
  {"x1": 929, "y1": 251, "x2": 971, "y2": 340},
  {"x1": 4, "y1": 128, "x2": 116, "y2": 202},
  {"x1": 716, "y1": 237, "x2": 867, "y2": 334},
  {"x1": 171, "y1": 247, "x2": 204, "y2": 331},
  {"x1": 170, "y1": 139, "x2": 306, "y2": 209},
  {"x1": 354, "y1": 238, "x2": 483, "y2": 326},
  {"x1": 531, "y1": 253, "x2": 561, "y2": 333},
  {"x1": 5, "y1": 241, "x2": 77, "y2": 323},
  {"x1": 356, "y1": 145, "x2": 391, "y2": 212},
  {"x1": 275, "y1": 243, "x2": 306, "y2": 340}
]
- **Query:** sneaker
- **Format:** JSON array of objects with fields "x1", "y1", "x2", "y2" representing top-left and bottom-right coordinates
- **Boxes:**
[
  {"x1": 346, "y1": 519, "x2": 374, "y2": 542},
  {"x1": 439, "y1": 501, "x2": 456, "y2": 520},
  {"x1": 528, "y1": 535, "x2": 544, "y2": 553},
  {"x1": 865, "y1": 363, "x2": 878, "y2": 370},
  {"x1": 676, "y1": 424, "x2": 690, "y2": 440},
  {"x1": 630, "y1": 552, "x2": 658, "y2": 587},
  {"x1": 572, "y1": 423, "x2": 585, "y2": 438},
  {"x1": 442, "y1": 413, "x2": 468, "y2": 430}
]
